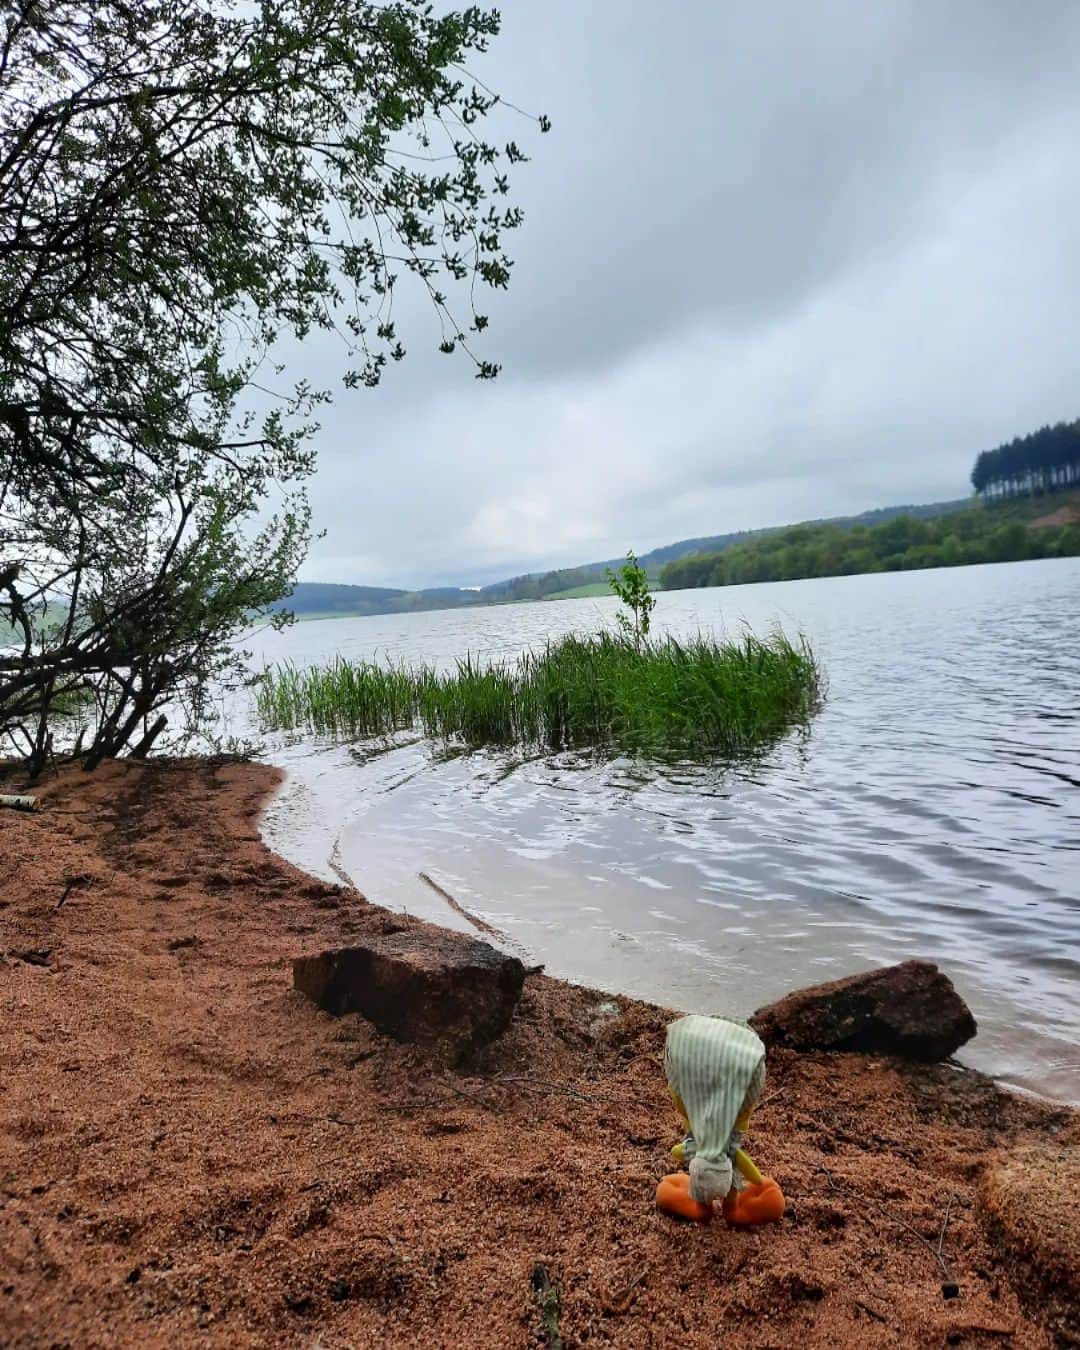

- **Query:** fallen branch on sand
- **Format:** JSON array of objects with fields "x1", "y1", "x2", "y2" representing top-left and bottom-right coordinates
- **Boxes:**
[{"x1": 0, "y1": 793, "x2": 37, "y2": 812}]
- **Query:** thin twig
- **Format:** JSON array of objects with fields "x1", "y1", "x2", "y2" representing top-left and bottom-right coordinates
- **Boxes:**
[
  {"x1": 381, "y1": 1073, "x2": 651, "y2": 1115},
  {"x1": 814, "y1": 1165, "x2": 950, "y2": 1279},
  {"x1": 603, "y1": 1268, "x2": 647, "y2": 1316},
  {"x1": 380, "y1": 1097, "x2": 451, "y2": 1114},
  {"x1": 56, "y1": 873, "x2": 92, "y2": 909},
  {"x1": 492, "y1": 1074, "x2": 654, "y2": 1109},
  {"x1": 270, "y1": 1112, "x2": 362, "y2": 1128},
  {"x1": 379, "y1": 1079, "x2": 500, "y2": 1115},
  {"x1": 442, "y1": 1079, "x2": 500, "y2": 1112},
  {"x1": 937, "y1": 1193, "x2": 955, "y2": 1262}
]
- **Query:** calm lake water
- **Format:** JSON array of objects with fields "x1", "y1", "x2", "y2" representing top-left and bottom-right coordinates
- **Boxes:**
[{"x1": 244, "y1": 559, "x2": 1080, "y2": 1103}]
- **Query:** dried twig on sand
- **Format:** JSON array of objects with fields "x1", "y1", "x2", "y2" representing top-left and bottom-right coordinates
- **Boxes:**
[
  {"x1": 383, "y1": 1073, "x2": 650, "y2": 1116},
  {"x1": 492, "y1": 1074, "x2": 654, "y2": 1110},
  {"x1": 0, "y1": 794, "x2": 37, "y2": 812},
  {"x1": 937, "y1": 1192, "x2": 955, "y2": 1263},
  {"x1": 814, "y1": 1165, "x2": 952, "y2": 1280}
]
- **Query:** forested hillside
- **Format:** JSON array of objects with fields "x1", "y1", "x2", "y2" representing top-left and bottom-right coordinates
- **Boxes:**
[
  {"x1": 479, "y1": 499, "x2": 968, "y2": 603},
  {"x1": 972, "y1": 419, "x2": 1080, "y2": 499},
  {"x1": 660, "y1": 492, "x2": 1080, "y2": 591}
]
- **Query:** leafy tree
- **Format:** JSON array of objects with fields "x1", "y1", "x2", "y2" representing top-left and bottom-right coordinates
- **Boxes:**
[
  {"x1": 985, "y1": 523, "x2": 1029, "y2": 563},
  {"x1": 606, "y1": 550, "x2": 655, "y2": 644},
  {"x1": 0, "y1": 1, "x2": 545, "y2": 775}
]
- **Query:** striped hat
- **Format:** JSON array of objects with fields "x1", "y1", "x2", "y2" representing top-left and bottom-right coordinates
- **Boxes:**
[{"x1": 665, "y1": 1014, "x2": 766, "y2": 1199}]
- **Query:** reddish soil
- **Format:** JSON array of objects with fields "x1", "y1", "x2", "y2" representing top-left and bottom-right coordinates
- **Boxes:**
[
  {"x1": 1, "y1": 758, "x2": 1077, "y2": 1348},
  {"x1": 1030, "y1": 504, "x2": 1080, "y2": 528}
]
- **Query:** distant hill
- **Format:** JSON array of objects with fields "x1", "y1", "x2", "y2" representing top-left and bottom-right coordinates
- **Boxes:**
[
  {"x1": 270, "y1": 496, "x2": 974, "y2": 619},
  {"x1": 617, "y1": 497, "x2": 973, "y2": 570},
  {"x1": 660, "y1": 489, "x2": 1080, "y2": 592},
  {"x1": 269, "y1": 582, "x2": 479, "y2": 619},
  {"x1": 477, "y1": 498, "x2": 971, "y2": 603}
]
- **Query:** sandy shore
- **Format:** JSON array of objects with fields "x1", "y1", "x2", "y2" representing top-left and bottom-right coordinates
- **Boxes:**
[{"x1": 1, "y1": 757, "x2": 1076, "y2": 1347}]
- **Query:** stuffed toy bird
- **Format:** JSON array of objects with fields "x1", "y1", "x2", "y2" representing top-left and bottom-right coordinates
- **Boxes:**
[{"x1": 655, "y1": 1014, "x2": 785, "y2": 1226}]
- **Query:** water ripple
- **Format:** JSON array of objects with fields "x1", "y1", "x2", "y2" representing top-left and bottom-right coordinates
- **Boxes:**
[{"x1": 254, "y1": 558, "x2": 1080, "y2": 1103}]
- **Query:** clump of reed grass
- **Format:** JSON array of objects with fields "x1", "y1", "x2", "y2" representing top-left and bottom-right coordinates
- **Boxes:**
[
  {"x1": 257, "y1": 631, "x2": 820, "y2": 761},
  {"x1": 254, "y1": 631, "x2": 822, "y2": 760}
]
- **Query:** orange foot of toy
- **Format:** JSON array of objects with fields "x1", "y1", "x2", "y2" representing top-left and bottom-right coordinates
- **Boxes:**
[
  {"x1": 721, "y1": 1177, "x2": 786, "y2": 1227},
  {"x1": 656, "y1": 1171, "x2": 712, "y2": 1222}
]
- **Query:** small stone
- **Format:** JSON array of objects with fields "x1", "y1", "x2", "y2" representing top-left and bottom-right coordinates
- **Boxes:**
[{"x1": 750, "y1": 960, "x2": 976, "y2": 1061}]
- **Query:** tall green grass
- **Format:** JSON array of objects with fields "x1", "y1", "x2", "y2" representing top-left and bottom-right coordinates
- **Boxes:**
[{"x1": 255, "y1": 631, "x2": 822, "y2": 760}]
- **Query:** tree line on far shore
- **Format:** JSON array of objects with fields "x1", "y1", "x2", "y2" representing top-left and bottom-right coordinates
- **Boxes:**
[
  {"x1": 659, "y1": 503, "x2": 1080, "y2": 591},
  {"x1": 972, "y1": 419, "x2": 1080, "y2": 500}
]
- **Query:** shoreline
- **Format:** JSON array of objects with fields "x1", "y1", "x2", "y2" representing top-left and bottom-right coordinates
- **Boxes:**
[
  {"x1": 261, "y1": 747, "x2": 1076, "y2": 1111},
  {"x1": 2, "y1": 757, "x2": 1077, "y2": 1346}
]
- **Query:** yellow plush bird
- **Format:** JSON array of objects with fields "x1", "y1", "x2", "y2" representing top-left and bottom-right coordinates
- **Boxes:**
[{"x1": 655, "y1": 1014, "x2": 785, "y2": 1225}]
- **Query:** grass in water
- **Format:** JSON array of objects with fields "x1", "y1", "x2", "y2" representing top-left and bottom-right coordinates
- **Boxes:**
[{"x1": 255, "y1": 631, "x2": 822, "y2": 760}]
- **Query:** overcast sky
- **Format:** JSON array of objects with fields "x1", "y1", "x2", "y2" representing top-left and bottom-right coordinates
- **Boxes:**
[{"x1": 290, "y1": 1, "x2": 1080, "y2": 589}]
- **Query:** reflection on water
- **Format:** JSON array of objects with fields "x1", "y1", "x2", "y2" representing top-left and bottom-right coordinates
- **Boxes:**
[{"x1": 251, "y1": 558, "x2": 1080, "y2": 1103}]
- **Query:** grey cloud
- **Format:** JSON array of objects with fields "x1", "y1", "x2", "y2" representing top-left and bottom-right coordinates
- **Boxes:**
[
  {"x1": 477, "y1": 0, "x2": 1080, "y2": 375},
  {"x1": 284, "y1": 0, "x2": 1080, "y2": 588}
]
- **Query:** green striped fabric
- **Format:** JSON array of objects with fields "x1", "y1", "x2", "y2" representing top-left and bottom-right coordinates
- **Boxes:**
[{"x1": 665, "y1": 1014, "x2": 766, "y2": 1163}]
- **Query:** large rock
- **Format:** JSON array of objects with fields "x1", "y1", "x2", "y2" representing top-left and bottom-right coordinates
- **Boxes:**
[
  {"x1": 749, "y1": 959, "x2": 976, "y2": 1062},
  {"x1": 293, "y1": 929, "x2": 525, "y2": 1057},
  {"x1": 979, "y1": 1143, "x2": 1080, "y2": 1342}
]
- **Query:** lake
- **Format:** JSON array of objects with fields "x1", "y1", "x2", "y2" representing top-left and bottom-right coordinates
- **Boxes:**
[{"x1": 244, "y1": 558, "x2": 1080, "y2": 1103}]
